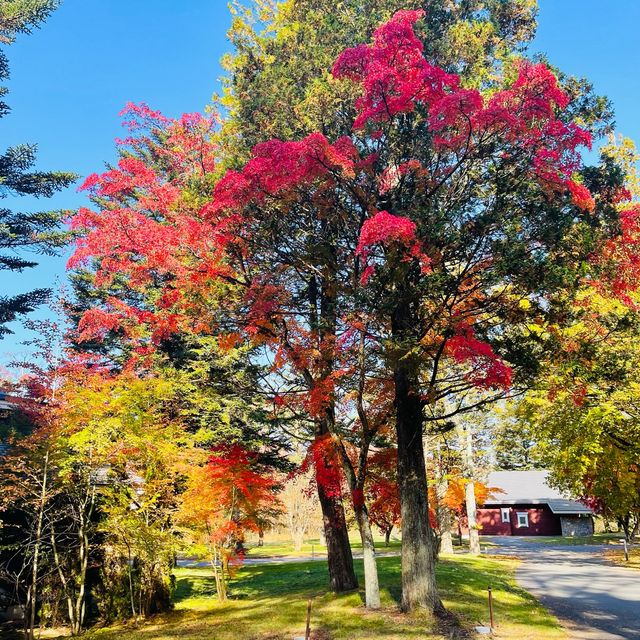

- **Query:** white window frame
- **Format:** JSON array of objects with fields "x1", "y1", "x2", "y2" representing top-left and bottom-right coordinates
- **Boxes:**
[
  {"x1": 500, "y1": 508, "x2": 510, "y2": 523},
  {"x1": 516, "y1": 512, "x2": 529, "y2": 528}
]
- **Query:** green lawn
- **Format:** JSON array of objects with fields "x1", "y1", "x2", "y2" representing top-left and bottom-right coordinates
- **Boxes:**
[
  {"x1": 244, "y1": 537, "x2": 402, "y2": 558},
  {"x1": 45, "y1": 555, "x2": 567, "y2": 640}
]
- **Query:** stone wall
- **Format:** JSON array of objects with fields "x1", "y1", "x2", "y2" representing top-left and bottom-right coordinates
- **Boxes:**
[{"x1": 560, "y1": 515, "x2": 594, "y2": 537}]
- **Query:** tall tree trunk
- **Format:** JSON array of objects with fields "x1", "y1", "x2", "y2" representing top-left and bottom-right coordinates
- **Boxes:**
[
  {"x1": 385, "y1": 527, "x2": 392, "y2": 547},
  {"x1": 440, "y1": 528, "x2": 454, "y2": 555},
  {"x1": 394, "y1": 363, "x2": 443, "y2": 613},
  {"x1": 463, "y1": 426, "x2": 480, "y2": 555},
  {"x1": 391, "y1": 286, "x2": 445, "y2": 614},
  {"x1": 314, "y1": 474, "x2": 357, "y2": 592},
  {"x1": 437, "y1": 474, "x2": 455, "y2": 556},
  {"x1": 311, "y1": 237, "x2": 358, "y2": 594},
  {"x1": 314, "y1": 425, "x2": 358, "y2": 593}
]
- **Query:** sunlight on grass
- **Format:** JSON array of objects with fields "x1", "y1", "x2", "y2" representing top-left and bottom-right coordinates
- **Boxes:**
[
  {"x1": 244, "y1": 534, "x2": 402, "y2": 558},
  {"x1": 606, "y1": 546, "x2": 640, "y2": 569},
  {"x1": 50, "y1": 554, "x2": 567, "y2": 640}
]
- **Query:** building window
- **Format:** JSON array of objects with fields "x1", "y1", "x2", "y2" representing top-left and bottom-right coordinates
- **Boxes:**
[
  {"x1": 500, "y1": 508, "x2": 510, "y2": 523},
  {"x1": 516, "y1": 512, "x2": 529, "y2": 528}
]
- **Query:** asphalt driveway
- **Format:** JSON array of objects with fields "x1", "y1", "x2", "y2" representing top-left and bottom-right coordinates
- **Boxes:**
[{"x1": 485, "y1": 537, "x2": 640, "y2": 639}]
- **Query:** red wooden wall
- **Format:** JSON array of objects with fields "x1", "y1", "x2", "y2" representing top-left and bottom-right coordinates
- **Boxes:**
[{"x1": 477, "y1": 505, "x2": 562, "y2": 536}]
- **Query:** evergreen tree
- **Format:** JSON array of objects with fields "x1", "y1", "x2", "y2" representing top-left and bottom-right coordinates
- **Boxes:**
[
  {"x1": 493, "y1": 418, "x2": 543, "y2": 471},
  {"x1": 0, "y1": 0, "x2": 76, "y2": 337}
]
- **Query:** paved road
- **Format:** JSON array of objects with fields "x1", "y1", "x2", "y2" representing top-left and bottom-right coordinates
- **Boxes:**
[{"x1": 486, "y1": 537, "x2": 640, "y2": 640}]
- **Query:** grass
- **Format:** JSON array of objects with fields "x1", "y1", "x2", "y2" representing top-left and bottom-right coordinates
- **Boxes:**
[
  {"x1": 44, "y1": 555, "x2": 567, "y2": 640},
  {"x1": 244, "y1": 537, "x2": 402, "y2": 558},
  {"x1": 606, "y1": 546, "x2": 640, "y2": 569}
]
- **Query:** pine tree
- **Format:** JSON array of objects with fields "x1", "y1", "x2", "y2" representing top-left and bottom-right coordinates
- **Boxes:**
[{"x1": 0, "y1": 0, "x2": 76, "y2": 337}]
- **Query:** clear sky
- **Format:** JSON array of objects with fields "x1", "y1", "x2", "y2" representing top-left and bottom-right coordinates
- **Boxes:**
[{"x1": 1, "y1": 0, "x2": 640, "y2": 367}]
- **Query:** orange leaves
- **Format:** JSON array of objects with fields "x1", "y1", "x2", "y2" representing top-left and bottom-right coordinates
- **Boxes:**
[
  {"x1": 442, "y1": 477, "x2": 501, "y2": 514},
  {"x1": 567, "y1": 180, "x2": 596, "y2": 213},
  {"x1": 180, "y1": 444, "x2": 280, "y2": 545},
  {"x1": 366, "y1": 448, "x2": 400, "y2": 534}
]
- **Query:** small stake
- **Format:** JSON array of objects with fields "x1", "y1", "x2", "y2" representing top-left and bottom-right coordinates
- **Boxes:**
[
  {"x1": 621, "y1": 538, "x2": 629, "y2": 562},
  {"x1": 311, "y1": 544, "x2": 314, "y2": 560},
  {"x1": 305, "y1": 598, "x2": 313, "y2": 640},
  {"x1": 488, "y1": 586, "x2": 495, "y2": 630}
]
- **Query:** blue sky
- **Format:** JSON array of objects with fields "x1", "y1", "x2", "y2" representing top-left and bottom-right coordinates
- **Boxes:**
[{"x1": 1, "y1": 0, "x2": 639, "y2": 366}]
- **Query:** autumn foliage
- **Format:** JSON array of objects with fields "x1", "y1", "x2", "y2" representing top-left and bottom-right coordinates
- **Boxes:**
[
  {"x1": 179, "y1": 445, "x2": 280, "y2": 600},
  {"x1": 63, "y1": 7, "x2": 640, "y2": 615}
]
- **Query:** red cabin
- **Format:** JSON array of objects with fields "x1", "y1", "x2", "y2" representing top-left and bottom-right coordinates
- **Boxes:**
[{"x1": 478, "y1": 471, "x2": 594, "y2": 537}]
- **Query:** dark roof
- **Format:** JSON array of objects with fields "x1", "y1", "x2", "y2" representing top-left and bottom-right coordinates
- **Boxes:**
[
  {"x1": 485, "y1": 470, "x2": 592, "y2": 515},
  {"x1": 546, "y1": 499, "x2": 592, "y2": 515}
]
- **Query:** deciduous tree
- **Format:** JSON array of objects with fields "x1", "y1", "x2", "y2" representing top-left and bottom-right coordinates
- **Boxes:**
[
  {"x1": 178, "y1": 445, "x2": 281, "y2": 601},
  {"x1": 69, "y1": 9, "x2": 629, "y2": 618}
]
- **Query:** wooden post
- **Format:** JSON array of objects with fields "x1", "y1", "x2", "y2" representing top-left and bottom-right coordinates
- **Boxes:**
[
  {"x1": 488, "y1": 586, "x2": 494, "y2": 630},
  {"x1": 305, "y1": 598, "x2": 313, "y2": 640}
]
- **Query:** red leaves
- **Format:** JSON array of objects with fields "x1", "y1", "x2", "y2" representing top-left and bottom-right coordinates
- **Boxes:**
[
  {"x1": 356, "y1": 211, "x2": 431, "y2": 282},
  {"x1": 211, "y1": 132, "x2": 358, "y2": 214},
  {"x1": 592, "y1": 205, "x2": 640, "y2": 305},
  {"x1": 333, "y1": 9, "x2": 458, "y2": 129},
  {"x1": 357, "y1": 211, "x2": 417, "y2": 254},
  {"x1": 334, "y1": 11, "x2": 591, "y2": 203},
  {"x1": 68, "y1": 105, "x2": 235, "y2": 348},
  {"x1": 308, "y1": 434, "x2": 344, "y2": 499},
  {"x1": 445, "y1": 323, "x2": 513, "y2": 390},
  {"x1": 76, "y1": 307, "x2": 123, "y2": 342}
]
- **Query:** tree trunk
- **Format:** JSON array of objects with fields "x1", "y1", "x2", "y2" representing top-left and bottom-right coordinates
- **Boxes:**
[
  {"x1": 353, "y1": 505, "x2": 381, "y2": 609},
  {"x1": 385, "y1": 527, "x2": 392, "y2": 547},
  {"x1": 440, "y1": 530, "x2": 454, "y2": 555},
  {"x1": 293, "y1": 531, "x2": 304, "y2": 552},
  {"x1": 335, "y1": 433, "x2": 379, "y2": 608},
  {"x1": 25, "y1": 449, "x2": 49, "y2": 640},
  {"x1": 394, "y1": 363, "x2": 443, "y2": 614},
  {"x1": 50, "y1": 523, "x2": 78, "y2": 633},
  {"x1": 210, "y1": 545, "x2": 227, "y2": 602},
  {"x1": 465, "y1": 480, "x2": 481, "y2": 555},
  {"x1": 463, "y1": 426, "x2": 480, "y2": 555},
  {"x1": 315, "y1": 462, "x2": 358, "y2": 592},
  {"x1": 434, "y1": 444, "x2": 454, "y2": 556},
  {"x1": 312, "y1": 245, "x2": 358, "y2": 594}
]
